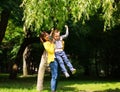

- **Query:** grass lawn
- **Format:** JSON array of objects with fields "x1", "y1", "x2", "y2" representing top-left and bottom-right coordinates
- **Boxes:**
[{"x1": 0, "y1": 74, "x2": 120, "y2": 92}]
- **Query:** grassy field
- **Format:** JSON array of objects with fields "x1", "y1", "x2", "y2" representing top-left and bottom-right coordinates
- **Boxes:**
[{"x1": 0, "y1": 74, "x2": 120, "y2": 92}]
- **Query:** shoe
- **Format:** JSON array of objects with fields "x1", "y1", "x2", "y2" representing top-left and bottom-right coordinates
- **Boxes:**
[
  {"x1": 64, "y1": 72, "x2": 70, "y2": 78},
  {"x1": 71, "y1": 68, "x2": 76, "y2": 74},
  {"x1": 52, "y1": 91, "x2": 56, "y2": 92}
]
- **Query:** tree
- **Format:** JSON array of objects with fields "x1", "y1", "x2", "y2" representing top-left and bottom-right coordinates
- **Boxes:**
[
  {"x1": 0, "y1": 9, "x2": 10, "y2": 43},
  {"x1": 0, "y1": 0, "x2": 23, "y2": 43},
  {"x1": 37, "y1": 51, "x2": 47, "y2": 91},
  {"x1": 21, "y1": 0, "x2": 118, "y2": 32}
]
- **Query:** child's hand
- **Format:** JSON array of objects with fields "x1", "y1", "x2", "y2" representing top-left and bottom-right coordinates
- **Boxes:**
[
  {"x1": 51, "y1": 28, "x2": 54, "y2": 31},
  {"x1": 65, "y1": 25, "x2": 68, "y2": 28},
  {"x1": 50, "y1": 28, "x2": 54, "y2": 36}
]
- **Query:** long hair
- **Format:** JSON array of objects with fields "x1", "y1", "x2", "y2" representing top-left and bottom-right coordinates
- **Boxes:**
[{"x1": 39, "y1": 31, "x2": 48, "y2": 42}]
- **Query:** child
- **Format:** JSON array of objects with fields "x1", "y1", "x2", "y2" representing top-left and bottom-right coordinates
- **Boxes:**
[
  {"x1": 53, "y1": 25, "x2": 76, "y2": 78},
  {"x1": 40, "y1": 31, "x2": 59, "y2": 92}
]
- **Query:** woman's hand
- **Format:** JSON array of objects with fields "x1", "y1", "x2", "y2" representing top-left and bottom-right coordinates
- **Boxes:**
[{"x1": 40, "y1": 37, "x2": 44, "y2": 43}]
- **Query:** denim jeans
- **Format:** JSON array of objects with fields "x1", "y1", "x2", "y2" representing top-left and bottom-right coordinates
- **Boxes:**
[
  {"x1": 49, "y1": 60, "x2": 59, "y2": 91},
  {"x1": 55, "y1": 51, "x2": 74, "y2": 73}
]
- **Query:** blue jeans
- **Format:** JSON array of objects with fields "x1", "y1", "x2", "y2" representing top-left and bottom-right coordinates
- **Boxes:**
[
  {"x1": 49, "y1": 60, "x2": 59, "y2": 91},
  {"x1": 55, "y1": 51, "x2": 74, "y2": 73}
]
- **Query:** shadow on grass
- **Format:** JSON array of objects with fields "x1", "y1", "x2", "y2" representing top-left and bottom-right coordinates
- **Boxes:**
[
  {"x1": 57, "y1": 88, "x2": 120, "y2": 92},
  {"x1": 55, "y1": 88, "x2": 120, "y2": 92},
  {"x1": 0, "y1": 74, "x2": 120, "y2": 92},
  {"x1": 58, "y1": 86, "x2": 77, "y2": 92},
  {"x1": 94, "y1": 88, "x2": 120, "y2": 92},
  {"x1": 0, "y1": 74, "x2": 37, "y2": 90}
]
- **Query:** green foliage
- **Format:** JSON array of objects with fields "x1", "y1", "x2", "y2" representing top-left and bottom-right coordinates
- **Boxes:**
[
  {"x1": 21, "y1": 0, "x2": 118, "y2": 32},
  {"x1": 21, "y1": 0, "x2": 69, "y2": 31},
  {"x1": 0, "y1": 49, "x2": 2, "y2": 54},
  {"x1": 2, "y1": 19, "x2": 24, "y2": 60},
  {"x1": 10, "y1": 45, "x2": 20, "y2": 60},
  {"x1": 0, "y1": 0, "x2": 22, "y2": 10},
  {"x1": 69, "y1": 0, "x2": 100, "y2": 21},
  {"x1": 112, "y1": 1, "x2": 120, "y2": 28},
  {"x1": 0, "y1": 0, "x2": 24, "y2": 64},
  {"x1": 0, "y1": 0, "x2": 23, "y2": 27},
  {"x1": 102, "y1": 0, "x2": 115, "y2": 31},
  {"x1": 4, "y1": 19, "x2": 24, "y2": 42}
]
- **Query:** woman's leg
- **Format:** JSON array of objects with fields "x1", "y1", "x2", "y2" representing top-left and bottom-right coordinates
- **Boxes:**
[
  {"x1": 49, "y1": 61, "x2": 58, "y2": 92},
  {"x1": 55, "y1": 54, "x2": 67, "y2": 73}
]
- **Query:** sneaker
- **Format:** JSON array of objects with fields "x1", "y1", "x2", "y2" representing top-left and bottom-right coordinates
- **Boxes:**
[
  {"x1": 52, "y1": 91, "x2": 56, "y2": 92},
  {"x1": 71, "y1": 68, "x2": 76, "y2": 74},
  {"x1": 64, "y1": 72, "x2": 70, "y2": 78}
]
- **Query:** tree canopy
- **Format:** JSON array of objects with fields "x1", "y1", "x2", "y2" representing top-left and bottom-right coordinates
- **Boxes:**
[{"x1": 21, "y1": 0, "x2": 119, "y2": 32}]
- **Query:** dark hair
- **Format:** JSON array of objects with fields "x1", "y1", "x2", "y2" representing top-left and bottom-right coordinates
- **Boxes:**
[{"x1": 39, "y1": 31, "x2": 48, "y2": 42}]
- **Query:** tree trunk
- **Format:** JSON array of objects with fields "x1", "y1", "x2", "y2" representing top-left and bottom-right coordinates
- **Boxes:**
[
  {"x1": 0, "y1": 9, "x2": 10, "y2": 43},
  {"x1": 37, "y1": 51, "x2": 47, "y2": 91},
  {"x1": 9, "y1": 37, "x2": 40, "y2": 79},
  {"x1": 23, "y1": 47, "x2": 28, "y2": 76}
]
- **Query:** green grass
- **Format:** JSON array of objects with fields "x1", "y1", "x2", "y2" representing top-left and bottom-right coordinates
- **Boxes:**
[{"x1": 0, "y1": 74, "x2": 120, "y2": 92}]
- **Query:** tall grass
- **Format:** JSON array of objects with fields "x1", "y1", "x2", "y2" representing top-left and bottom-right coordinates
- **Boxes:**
[{"x1": 0, "y1": 74, "x2": 120, "y2": 92}]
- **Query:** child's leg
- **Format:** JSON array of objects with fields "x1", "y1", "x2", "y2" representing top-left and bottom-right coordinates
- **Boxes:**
[
  {"x1": 61, "y1": 51, "x2": 76, "y2": 74},
  {"x1": 55, "y1": 52, "x2": 70, "y2": 77},
  {"x1": 61, "y1": 51, "x2": 73, "y2": 70},
  {"x1": 56, "y1": 54, "x2": 67, "y2": 73}
]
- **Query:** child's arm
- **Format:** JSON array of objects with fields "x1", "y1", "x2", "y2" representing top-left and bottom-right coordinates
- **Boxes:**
[
  {"x1": 50, "y1": 28, "x2": 54, "y2": 36},
  {"x1": 61, "y1": 25, "x2": 69, "y2": 39},
  {"x1": 49, "y1": 28, "x2": 56, "y2": 43}
]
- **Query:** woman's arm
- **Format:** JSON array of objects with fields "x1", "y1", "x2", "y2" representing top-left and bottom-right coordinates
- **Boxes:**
[
  {"x1": 40, "y1": 37, "x2": 44, "y2": 43},
  {"x1": 43, "y1": 42, "x2": 54, "y2": 54}
]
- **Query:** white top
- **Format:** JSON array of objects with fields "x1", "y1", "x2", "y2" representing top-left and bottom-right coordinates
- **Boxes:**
[{"x1": 55, "y1": 28, "x2": 69, "y2": 52}]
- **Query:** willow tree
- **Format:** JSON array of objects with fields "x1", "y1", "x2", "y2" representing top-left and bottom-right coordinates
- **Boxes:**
[
  {"x1": 21, "y1": 0, "x2": 119, "y2": 91},
  {"x1": 21, "y1": 0, "x2": 118, "y2": 32}
]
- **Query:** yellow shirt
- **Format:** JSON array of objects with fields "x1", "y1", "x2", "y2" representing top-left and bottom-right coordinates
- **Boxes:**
[{"x1": 43, "y1": 41, "x2": 55, "y2": 64}]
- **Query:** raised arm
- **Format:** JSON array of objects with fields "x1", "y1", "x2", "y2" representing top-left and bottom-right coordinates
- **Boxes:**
[
  {"x1": 50, "y1": 28, "x2": 54, "y2": 36},
  {"x1": 61, "y1": 25, "x2": 69, "y2": 39}
]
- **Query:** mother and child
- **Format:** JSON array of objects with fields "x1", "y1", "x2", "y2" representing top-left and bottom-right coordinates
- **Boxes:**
[{"x1": 39, "y1": 25, "x2": 76, "y2": 92}]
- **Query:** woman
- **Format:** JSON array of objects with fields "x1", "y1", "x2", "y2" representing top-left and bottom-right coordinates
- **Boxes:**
[{"x1": 40, "y1": 31, "x2": 59, "y2": 92}]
